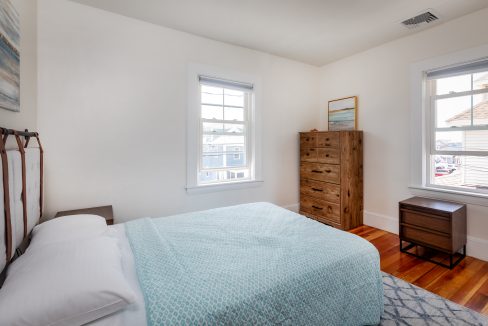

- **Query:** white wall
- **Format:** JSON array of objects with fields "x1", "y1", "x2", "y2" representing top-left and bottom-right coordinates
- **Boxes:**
[
  {"x1": 0, "y1": 0, "x2": 37, "y2": 132},
  {"x1": 37, "y1": 0, "x2": 319, "y2": 221},
  {"x1": 319, "y1": 8, "x2": 488, "y2": 260}
]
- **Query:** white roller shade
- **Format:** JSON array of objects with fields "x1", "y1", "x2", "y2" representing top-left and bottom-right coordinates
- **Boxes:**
[
  {"x1": 427, "y1": 58, "x2": 488, "y2": 79},
  {"x1": 199, "y1": 75, "x2": 253, "y2": 92}
]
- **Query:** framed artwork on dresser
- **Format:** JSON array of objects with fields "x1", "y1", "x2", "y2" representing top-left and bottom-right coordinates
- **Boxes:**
[{"x1": 328, "y1": 96, "x2": 357, "y2": 131}]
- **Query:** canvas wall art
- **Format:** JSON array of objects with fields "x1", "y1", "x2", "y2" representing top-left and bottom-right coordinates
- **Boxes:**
[
  {"x1": 328, "y1": 96, "x2": 357, "y2": 131},
  {"x1": 0, "y1": 0, "x2": 19, "y2": 112}
]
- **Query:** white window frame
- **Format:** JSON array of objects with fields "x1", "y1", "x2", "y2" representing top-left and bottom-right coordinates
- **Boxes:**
[
  {"x1": 186, "y1": 64, "x2": 263, "y2": 194},
  {"x1": 409, "y1": 44, "x2": 488, "y2": 205}
]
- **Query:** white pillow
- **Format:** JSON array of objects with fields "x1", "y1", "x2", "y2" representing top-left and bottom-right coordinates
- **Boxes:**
[
  {"x1": 0, "y1": 236, "x2": 135, "y2": 326},
  {"x1": 30, "y1": 214, "x2": 107, "y2": 247}
]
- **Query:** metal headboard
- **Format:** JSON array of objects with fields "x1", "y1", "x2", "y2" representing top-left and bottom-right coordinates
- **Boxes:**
[{"x1": 0, "y1": 127, "x2": 43, "y2": 286}]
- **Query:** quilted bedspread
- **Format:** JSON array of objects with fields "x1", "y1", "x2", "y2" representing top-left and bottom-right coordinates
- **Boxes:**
[{"x1": 125, "y1": 202, "x2": 383, "y2": 326}]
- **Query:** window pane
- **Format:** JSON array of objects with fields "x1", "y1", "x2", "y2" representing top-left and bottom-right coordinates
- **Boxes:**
[
  {"x1": 224, "y1": 107, "x2": 244, "y2": 121},
  {"x1": 436, "y1": 130, "x2": 488, "y2": 152},
  {"x1": 202, "y1": 122, "x2": 224, "y2": 133},
  {"x1": 201, "y1": 153, "x2": 246, "y2": 169},
  {"x1": 224, "y1": 123, "x2": 244, "y2": 134},
  {"x1": 473, "y1": 94, "x2": 488, "y2": 126},
  {"x1": 199, "y1": 169, "x2": 249, "y2": 184},
  {"x1": 201, "y1": 85, "x2": 223, "y2": 105},
  {"x1": 201, "y1": 105, "x2": 223, "y2": 120},
  {"x1": 201, "y1": 85, "x2": 223, "y2": 95},
  {"x1": 473, "y1": 71, "x2": 488, "y2": 91},
  {"x1": 203, "y1": 134, "x2": 245, "y2": 146},
  {"x1": 224, "y1": 90, "x2": 244, "y2": 107},
  {"x1": 465, "y1": 130, "x2": 488, "y2": 151},
  {"x1": 202, "y1": 145, "x2": 244, "y2": 154},
  {"x1": 436, "y1": 74, "x2": 471, "y2": 95},
  {"x1": 436, "y1": 95, "x2": 471, "y2": 128},
  {"x1": 202, "y1": 143, "x2": 220, "y2": 153},
  {"x1": 431, "y1": 155, "x2": 488, "y2": 191},
  {"x1": 435, "y1": 131, "x2": 463, "y2": 151}
]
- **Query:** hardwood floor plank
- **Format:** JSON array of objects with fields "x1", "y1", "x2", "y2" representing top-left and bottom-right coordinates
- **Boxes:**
[
  {"x1": 450, "y1": 263, "x2": 488, "y2": 305},
  {"x1": 350, "y1": 225, "x2": 488, "y2": 316},
  {"x1": 426, "y1": 258, "x2": 484, "y2": 300}
]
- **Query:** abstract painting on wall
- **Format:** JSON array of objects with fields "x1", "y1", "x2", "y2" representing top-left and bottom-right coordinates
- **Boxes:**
[
  {"x1": 0, "y1": 0, "x2": 19, "y2": 112},
  {"x1": 328, "y1": 96, "x2": 357, "y2": 131}
]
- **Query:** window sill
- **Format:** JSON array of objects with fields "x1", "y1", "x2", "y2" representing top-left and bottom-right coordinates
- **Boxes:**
[
  {"x1": 186, "y1": 180, "x2": 264, "y2": 194},
  {"x1": 409, "y1": 185, "x2": 488, "y2": 207}
]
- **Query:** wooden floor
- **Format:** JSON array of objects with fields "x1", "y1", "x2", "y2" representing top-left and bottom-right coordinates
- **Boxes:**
[{"x1": 350, "y1": 225, "x2": 488, "y2": 315}]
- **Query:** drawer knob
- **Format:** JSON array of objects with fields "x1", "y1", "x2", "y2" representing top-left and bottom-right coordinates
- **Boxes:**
[
  {"x1": 311, "y1": 170, "x2": 323, "y2": 174},
  {"x1": 312, "y1": 205, "x2": 323, "y2": 211},
  {"x1": 325, "y1": 154, "x2": 329, "y2": 157},
  {"x1": 326, "y1": 138, "x2": 329, "y2": 141},
  {"x1": 311, "y1": 188, "x2": 323, "y2": 192}
]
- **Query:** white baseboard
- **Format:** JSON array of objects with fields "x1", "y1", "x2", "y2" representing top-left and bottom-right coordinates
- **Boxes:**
[
  {"x1": 467, "y1": 236, "x2": 488, "y2": 262},
  {"x1": 282, "y1": 203, "x2": 299, "y2": 213},
  {"x1": 364, "y1": 211, "x2": 399, "y2": 235},
  {"x1": 364, "y1": 210, "x2": 488, "y2": 262}
]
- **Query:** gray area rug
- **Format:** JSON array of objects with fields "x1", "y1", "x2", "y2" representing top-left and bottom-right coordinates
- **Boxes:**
[{"x1": 381, "y1": 272, "x2": 488, "y2": 325}]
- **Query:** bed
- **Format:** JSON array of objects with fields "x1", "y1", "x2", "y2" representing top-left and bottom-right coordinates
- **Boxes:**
[
  {"x1": 88, "y1": 202, "x2": 384, "y2": 326},
  {"x1": 0, "y1": 128, "x2": 383, "y2": 326}
]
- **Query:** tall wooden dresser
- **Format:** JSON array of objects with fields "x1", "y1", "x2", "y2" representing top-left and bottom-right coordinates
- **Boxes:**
[{"x1": 299, "y1": 131, "x2": 363, "y2": 230}]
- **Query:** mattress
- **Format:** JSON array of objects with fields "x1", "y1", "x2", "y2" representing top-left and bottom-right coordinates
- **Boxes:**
[{"x1": 121, "y1": 202, "x2": 383, "y2": 326}]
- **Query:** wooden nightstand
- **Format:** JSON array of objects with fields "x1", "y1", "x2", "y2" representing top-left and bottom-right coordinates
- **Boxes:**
[
  {"x1": 399, "y1": 197, "x2": 466, "y2": 269},
  {"x1": 55, "y1": 205, "x2": 114, "y2": 225}
]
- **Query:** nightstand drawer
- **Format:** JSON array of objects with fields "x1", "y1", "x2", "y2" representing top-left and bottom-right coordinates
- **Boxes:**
[
  {"x1": 400, "y1": 209, "x2": 450, "y2": 234},
  {"x1": 401, "y1": 225, "x2": 451, "y2": 252}
]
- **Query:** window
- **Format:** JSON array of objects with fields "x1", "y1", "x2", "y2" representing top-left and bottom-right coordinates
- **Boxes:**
[
  {"x1": 426, "y1": 59, "x2": 488, "y2": 194},
  {"x1": 196, "y1": 75, "x2": 254, "y2": 186}
]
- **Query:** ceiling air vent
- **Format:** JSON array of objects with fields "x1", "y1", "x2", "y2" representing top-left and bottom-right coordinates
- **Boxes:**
[{"x1": 401, "y1": 11, "x2": 438, "y2": 29}]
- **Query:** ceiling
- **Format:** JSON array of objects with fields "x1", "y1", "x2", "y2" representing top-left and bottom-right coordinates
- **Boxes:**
[{"x1": 69, "y1": 0, "x2": 488, "y2": 66}]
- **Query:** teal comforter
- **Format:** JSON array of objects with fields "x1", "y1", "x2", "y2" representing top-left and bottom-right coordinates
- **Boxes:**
[{"x1": 126, "y1": 202, "x2": 383, "y2": 326}]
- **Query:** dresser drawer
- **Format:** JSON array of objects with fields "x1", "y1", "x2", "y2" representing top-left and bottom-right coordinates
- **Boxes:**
[
  {"x1": 317, "y1": 133, "x2": 340, "y2": 148},
  {"x1": 300, "y1": 179, "x2": 340, "y2": 203},
  {"x1": 300, "y1": 133, "x2": 316, "y2": 148},
  {"x1": 300, "y1": 196, "x2": 340, "y2": 223},
  {"x1": 300, "y1": 147, "x2": 317, "y2": 162},
  {"x1": 315, "y1": 216, "x2": 341, "y2": 228},
  {"x1": 401, "y1": 225, "x2": 451, "y2": 252},
  {"x1": 316, "y1": 148, "x2": 340, "y2": 164},
  {"x1": 300, "y1": 162, "x2": 340, "y2": 184},
  {"x1": 400, "y1": 209, "x2": 451, "y2": 235}
]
